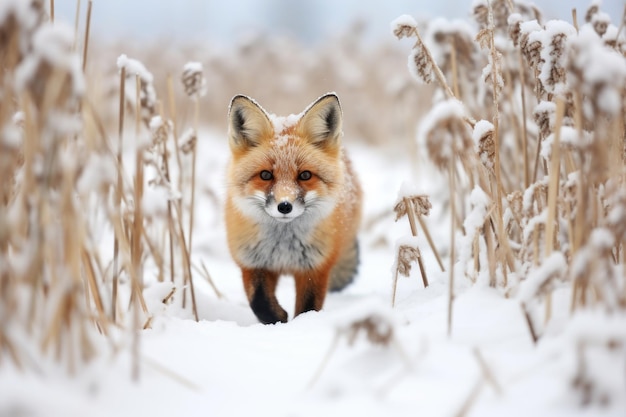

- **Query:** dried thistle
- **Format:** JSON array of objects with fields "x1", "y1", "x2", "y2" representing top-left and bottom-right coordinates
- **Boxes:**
[
  {"x1": 584, "y1": 4, "x2": 599, "y2": 23},
  {"x1": 181, "y1": 62, "x2": 206, "y2": 98}
]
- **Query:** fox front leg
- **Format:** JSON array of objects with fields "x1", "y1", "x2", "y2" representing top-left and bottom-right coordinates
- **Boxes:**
[
  {"x1": 242, "y1": 268, "x2": 288, "y2": 324},
  {"x1": 293, "y1": 270, "x2": 330, "y2": 317}
]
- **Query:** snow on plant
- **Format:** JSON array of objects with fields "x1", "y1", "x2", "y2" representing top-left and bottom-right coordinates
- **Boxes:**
[
  {"x1": 0, "y1": 3, "x2": 213, "y2": 374},
  {"x1": 394, "y1": 0, "x2": 626, "y2": 406}
]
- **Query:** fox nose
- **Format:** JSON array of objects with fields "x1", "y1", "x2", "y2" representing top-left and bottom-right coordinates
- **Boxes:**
[{"x1": 277, "y1": 201, "x2": 292, "y2": 214}]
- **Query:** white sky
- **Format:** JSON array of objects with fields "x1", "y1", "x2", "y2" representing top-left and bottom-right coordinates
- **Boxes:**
[{"x1": 55, "y1": 0, "x2": 624, "y2": 44}]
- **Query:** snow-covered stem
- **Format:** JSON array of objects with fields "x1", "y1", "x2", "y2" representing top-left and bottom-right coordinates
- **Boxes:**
[{"x1": 112, "y1": 66, "x2": 125, "y2": 324}]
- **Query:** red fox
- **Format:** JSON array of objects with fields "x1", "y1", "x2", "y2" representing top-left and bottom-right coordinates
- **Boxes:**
[{"x1": 225, "y1": 93, "x2": 362, "y2": 324}]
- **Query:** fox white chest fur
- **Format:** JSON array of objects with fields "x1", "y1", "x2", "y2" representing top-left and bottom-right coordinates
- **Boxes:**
[{"x1": 224, "y1": 93, "x2": 362, "y2": 324}]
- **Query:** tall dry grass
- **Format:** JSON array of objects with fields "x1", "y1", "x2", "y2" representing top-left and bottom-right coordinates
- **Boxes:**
[
  {"x1": 0, "y1": 0, "x2": 218, "y2": 376},
  {"x1": 393, "y1": 0, "x2": 626, "y2": 405}
]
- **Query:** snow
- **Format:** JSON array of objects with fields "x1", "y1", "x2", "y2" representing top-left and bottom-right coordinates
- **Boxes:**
[
  {"x1": 3, "y1": 126, "x2": 624, "y2": 417},
  {"x1": 472, "y1": 119, "x2": 494, "y2": 144},
  {"x1": 390, "y1": 14, "x2": 417, "y2": 39},
  {"x1": 117, "y1": 54, "x2": 154, "y2": 83}
]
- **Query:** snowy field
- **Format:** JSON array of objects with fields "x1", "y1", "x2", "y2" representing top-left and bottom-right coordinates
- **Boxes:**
[
  {"x1": 1, "y1": 129, "x2": 624, "y2": 417},
  {"x1": 2, "y1": 1, "x2": 626, "y2": 416}
]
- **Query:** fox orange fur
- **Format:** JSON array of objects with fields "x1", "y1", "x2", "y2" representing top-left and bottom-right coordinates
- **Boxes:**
[{"x1": 225, "y1": 93, "x2": 362, "y2": 324}]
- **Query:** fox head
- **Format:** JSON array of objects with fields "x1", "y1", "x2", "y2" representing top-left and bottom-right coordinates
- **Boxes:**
[{"x1": 227, "y1": 93, "x2": 345, "y2": 224}]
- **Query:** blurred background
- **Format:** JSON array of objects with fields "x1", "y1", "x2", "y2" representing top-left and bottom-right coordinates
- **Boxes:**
[{"x1": 53, "y1": 0, "x2": 623, "y2": 146}]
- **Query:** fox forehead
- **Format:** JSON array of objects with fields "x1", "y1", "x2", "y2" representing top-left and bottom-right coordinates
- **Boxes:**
[{"x1": 230, "y1": 136, "x2": 341, "y2": 182}]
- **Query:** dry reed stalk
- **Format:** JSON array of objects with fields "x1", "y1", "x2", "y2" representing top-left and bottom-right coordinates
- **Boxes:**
[
  {"x1": 195, "y1": 261, "x2": 223, "y2": 299},
  {"x1": 415, "y1": 213, "x2": 445, "y2": 272},
  {"x1": 521, "y1": 303, "x2": 539, "y2": 343},
  {"x1": 187, "y1": 98, "x2": 198, "y2": 253},
  {"x1": 518, "y1": 50, "x2": 530, "y2": 188},
  {"x1": 485, "y1": 0, "x2": 513, "y2": 287},
  {"x1": 131, "y1": 74, "x2": 144, "y2": 381},
  {"x1": 449, "y1": 38, "x2": 460, "y2": 99},
  {"x1": 403, "y1": 197, "x2": 429, "y2": 287},
  {"x1": 112, "y1": 65, "x2": 125, "y2": 323},
  {"x1": 572, "y1": 9, "x2": 579, "y2": 31},
  {"x1": 544, "y1": 98, "x2": 565, "y2": 323},
  {"x1": 81, "y1": 248, "x2": 108, "y2": 334},
  {"x1": 81, "y1": 0, "x2": 92, "y2": 72},
  {"x1": 73, "y1": 0, "x2": 80, "y2": 50},
  {"x1": 173, "y1": 201, "x2": 199, "y2": 321},
  {"x1": 448, "y1": 158, "x2": 456, "y2": 336},
  {"x1": 166, "y1": 75, "x2": 183, "y2": 191},
  {"x1": 50, "y1": 0, "x2": 54, "y2": 22},
  {"x1": 474, "y1": 348, "x2": 502, "y2": 395},
  {"x1": 181, "y1": 63, "x2": 205, "y2": 257},
  {"x1": 453, "y1": 378, "x2": 484, "y2": 417}
]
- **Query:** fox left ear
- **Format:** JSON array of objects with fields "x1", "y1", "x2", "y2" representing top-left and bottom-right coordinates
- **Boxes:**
[{"x1": 298, "y1": 93, "x2": 343, "y2": 147}]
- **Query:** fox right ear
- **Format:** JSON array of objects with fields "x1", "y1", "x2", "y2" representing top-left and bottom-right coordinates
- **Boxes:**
[{"x1": 228, "y1": 95, "x2": 273, "y2": 151}]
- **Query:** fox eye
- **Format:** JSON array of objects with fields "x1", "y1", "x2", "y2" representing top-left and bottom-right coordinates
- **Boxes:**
[
  {"x1": 260, "y1": 170, "x2": 273, "y2": 181},
  {"x1": 298, "y1": 171, "x2": 312, "y2": 181}
]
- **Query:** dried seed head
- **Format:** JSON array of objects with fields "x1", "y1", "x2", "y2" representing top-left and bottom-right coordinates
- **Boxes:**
[
  {"x1": 396, "y1": 244, "x2": 421, "y2": 277},
  {"x1": 344, "y1": 315, "x2": 394, "y2": 347},
  {"x1": 539, "y1": 21, "x2": 576, "y2": 94},
  {"x1": 591, "y1": 11, "x2": 610, "y2": 37},
  {"x1": 391, "y1": 14, "x2": 418, "y2": 39},
  {"x1": 420, "y1": 99, "x2": 473, "y2": 171},
  {"x1": 603, "y1": 183, "x2": 626, "y2": 241},
  {"x1": 519, "y1": 20, "x2": 544, "y2": 70},
  {"x1": 149, "y1": 115, "x2": 171, "y2": 146},
  {"x1": 473, "y1": 120, "x2": 495, "y2": 171},
  {"x1": 15, "y1": 23, "x2": 84, "y2": 115},
  {"x1": 508, "y1": 13, "x2": 523, "y2": 46},
  {"x1": 562, "y1": 172, "x2": 579, "y2": 220},
  {"x1": 533, "y1": 100, "x2": 556, "y2": 138},
  {"x1": 181, "y1": 62, "x2": 206, "y2": 98},
  {"x1": 507, "y1": 190, "x2": 523, "y2": 220},
  {"x1": 584, "y1": 4, "x2": 599, "y2": 23},
  {"x1": 179, "y1": 127, "x2": 197, "y2": 154},
  {"x1": 473, "y1": 3, "x2": 489, "y2": 30},
  {"x1": 408, "y1": 42, "x2": 434, "y2": 84},
  {"x1": 117, "y1": 54, "x2": 157, "y2": 127},
  {"x1": 394, "y1": 195, "x2": 431, "y2": 221}
]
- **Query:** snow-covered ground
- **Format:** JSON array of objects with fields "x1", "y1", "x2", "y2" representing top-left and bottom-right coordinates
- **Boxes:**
[{"x1": 1, "y1": 128, "x2": 624, "y2": 417}]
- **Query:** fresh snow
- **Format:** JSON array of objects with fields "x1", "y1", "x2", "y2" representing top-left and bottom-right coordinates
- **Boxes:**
[{"x1": 2, "y1": 128, "x2": 624, "y2": 417}]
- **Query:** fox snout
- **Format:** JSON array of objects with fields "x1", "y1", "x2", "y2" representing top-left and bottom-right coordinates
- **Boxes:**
[
  {"x1": 263, "y1": 181, "x2": 305, "y2": 222},
  {"x1": 265, "y1": 194, "x2": 305, "y2": 222}
]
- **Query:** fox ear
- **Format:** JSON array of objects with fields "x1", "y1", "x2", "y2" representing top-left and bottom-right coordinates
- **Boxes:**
[
  {"x1": 298, "y1": 93, "x2": 343, "y2": 147},
  {"x1": 228, "y1": 95, "x2": 273, "y2": 151}
]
